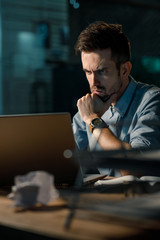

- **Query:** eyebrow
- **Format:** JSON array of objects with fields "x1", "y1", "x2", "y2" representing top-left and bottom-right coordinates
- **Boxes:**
[{"x1": 83, "y1": 67, "x2": 107, "y2": 73}]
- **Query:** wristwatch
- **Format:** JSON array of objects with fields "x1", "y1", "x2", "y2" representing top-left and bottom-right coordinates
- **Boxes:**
[{"x1": 89, "y1": 118, "x2": 108, "y2": 133}]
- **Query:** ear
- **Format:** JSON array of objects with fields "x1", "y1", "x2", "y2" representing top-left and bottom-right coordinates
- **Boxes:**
[{"x1": 120, "y1": 61, "x2": 132, "y2": 79}]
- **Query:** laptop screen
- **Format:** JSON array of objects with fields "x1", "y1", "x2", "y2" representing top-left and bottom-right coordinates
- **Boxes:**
[{"x1": 0, "y1": 112, "x2": 79, "y2": 187}]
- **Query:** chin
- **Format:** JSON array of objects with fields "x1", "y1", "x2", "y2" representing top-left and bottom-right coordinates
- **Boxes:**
[{"x1": 98, "y1": 95, "x2": 110, "y2": 102}]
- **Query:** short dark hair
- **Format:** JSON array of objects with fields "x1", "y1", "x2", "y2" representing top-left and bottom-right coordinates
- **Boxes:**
[{"x1": 75, "y1": 21, "x2": 131, "y2": 69}]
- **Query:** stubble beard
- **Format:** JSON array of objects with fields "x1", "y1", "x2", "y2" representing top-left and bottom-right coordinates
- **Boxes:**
[
  {"x1": 97, "y1": 94, "x2": 110, "y2": 102},
  {"x1": 92, "y1": 76, "x2": 122, "y2": 103}
]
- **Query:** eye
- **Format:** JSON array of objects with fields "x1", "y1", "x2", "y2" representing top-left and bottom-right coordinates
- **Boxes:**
[
  {"x1": 85, "y1": 70, "x2": 92, "y2": 75},
  {"x1": 97, "y1": 69, "x2": 106, "y2": 75}
]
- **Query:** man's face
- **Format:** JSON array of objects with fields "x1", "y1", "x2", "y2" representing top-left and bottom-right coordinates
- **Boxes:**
[{"x1": 81, "y1": 48, "x2": 123, "y2": 102}]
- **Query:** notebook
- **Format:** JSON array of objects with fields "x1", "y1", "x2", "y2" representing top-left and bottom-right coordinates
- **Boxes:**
[{"x1": 0, "y1": 112, "x2": 106, "y2": 187}]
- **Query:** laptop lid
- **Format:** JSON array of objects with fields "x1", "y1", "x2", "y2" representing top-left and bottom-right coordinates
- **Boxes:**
[{"x1": 0, "y1": 112, "x2": 79, "y2": 187}]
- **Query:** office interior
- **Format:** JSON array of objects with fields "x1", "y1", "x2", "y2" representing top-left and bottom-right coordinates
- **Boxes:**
[
  {"x1": 0, "y1": 0, "x2": 160, "y2": 239},
  {"x1": 0, "y1": 0, "x2": 160, "y2": 117}
]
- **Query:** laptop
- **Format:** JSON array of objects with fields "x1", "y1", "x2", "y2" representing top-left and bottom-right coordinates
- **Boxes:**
[{"x1": 0, "y1": 112, "x2": 106, "y2": 188}]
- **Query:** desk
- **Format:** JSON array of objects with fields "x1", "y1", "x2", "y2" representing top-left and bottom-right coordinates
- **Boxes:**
[{"x1": 0, "y1": 189, "x2": 160, "y2": 240}]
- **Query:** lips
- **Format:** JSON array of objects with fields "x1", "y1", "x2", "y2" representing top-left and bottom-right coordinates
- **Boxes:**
[
  {"x1": 93, "y1": 90, "x2": 103, "y2": 95},
  {"x1": 92, "y1": 88, "x2": 116, "y2": 102},
  {"x1": 92, "y1": 88, "x2": 105, "y2": 96}
]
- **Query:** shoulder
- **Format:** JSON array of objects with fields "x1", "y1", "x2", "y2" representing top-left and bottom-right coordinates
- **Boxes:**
[
  {"x1": 135, "y1": 82, "x2": 160, "y2": 115},
  {"x1": 135, "y1": 80, "x2": 160, "y2": 102},
  {"x1": 142, "y1": 85, "x2": 160, "y2": 103},
  {"x1": 136, "y1": 80, "x2": 160, "y2": 93}
]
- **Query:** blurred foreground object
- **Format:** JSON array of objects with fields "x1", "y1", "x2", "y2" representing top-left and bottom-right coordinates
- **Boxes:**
[{"x1": 8, "y1": 171, "x2": 59, "y2": 207}]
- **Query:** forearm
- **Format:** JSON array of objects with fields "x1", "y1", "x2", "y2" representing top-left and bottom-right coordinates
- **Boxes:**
[
  {"x1": 92, "y1": 127, "x2": 135, "y2": 176},
  {"x1": 92, "y1": 127, "x2": 131, "y2": 150}
]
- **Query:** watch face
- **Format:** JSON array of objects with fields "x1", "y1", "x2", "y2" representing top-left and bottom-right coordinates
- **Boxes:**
[
  {"x1": 89, "y1": 117, "x2": 107, "y2": 133},
  {"x1": 92, "y1": 118, "x2": 102, "y2": 126}
]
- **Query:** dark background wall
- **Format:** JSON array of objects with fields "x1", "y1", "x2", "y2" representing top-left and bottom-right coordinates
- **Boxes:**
[{"x1": 0, "y1": 0, "x2": 160, "y2": 117}]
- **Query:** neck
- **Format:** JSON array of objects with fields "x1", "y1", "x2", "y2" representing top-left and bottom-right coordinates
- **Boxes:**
[{"x1": 112, "y1": 77, "x2": 130, "y2": 106}]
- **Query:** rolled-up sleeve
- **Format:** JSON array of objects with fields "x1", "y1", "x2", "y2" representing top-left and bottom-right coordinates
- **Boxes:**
[
  {"x1": 72, "y1": 112, "x2": 89, "y2": 150},
  {"x1": 130, "y1": 90, "x2": 160, "y2": 149}
]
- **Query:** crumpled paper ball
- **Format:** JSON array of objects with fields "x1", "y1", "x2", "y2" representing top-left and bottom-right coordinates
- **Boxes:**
[{"x1": 8, "y1": 171, "x2": 59, "y2": 207}]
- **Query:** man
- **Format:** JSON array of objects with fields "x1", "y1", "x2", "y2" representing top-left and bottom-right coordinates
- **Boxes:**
[{"x1": 72, "y1": 21, "x2": 160, "y2": 176}]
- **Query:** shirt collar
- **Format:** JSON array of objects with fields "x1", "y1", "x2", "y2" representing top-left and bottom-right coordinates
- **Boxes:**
[{"x1": 113, "y1": 76, "x2": 137, "y2": 117}]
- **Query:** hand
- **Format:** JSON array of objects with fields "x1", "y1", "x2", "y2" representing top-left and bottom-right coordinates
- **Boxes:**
[{"x1": 77, "y1": 93, "x2": 117, "y2": 124}]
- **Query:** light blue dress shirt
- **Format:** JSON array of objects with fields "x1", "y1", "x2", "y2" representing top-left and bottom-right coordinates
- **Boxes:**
[{"x1": 72, "y1": 76, "x2": 160, "y2": 175}]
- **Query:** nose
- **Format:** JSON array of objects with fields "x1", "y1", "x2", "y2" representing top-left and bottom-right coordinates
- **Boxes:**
[{"x1": 90, "y1": 72, "x2": 100, "y2": 86}]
